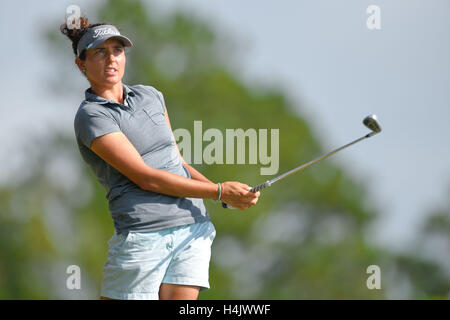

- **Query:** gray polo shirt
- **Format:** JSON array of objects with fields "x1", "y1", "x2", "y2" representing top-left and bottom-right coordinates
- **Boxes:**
[{"x1": 74, "y1": 84, "x2": 209, "y2": 234}]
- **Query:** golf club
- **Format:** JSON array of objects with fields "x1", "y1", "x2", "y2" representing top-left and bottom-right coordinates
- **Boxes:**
[{"x1": 223, "y1": 114, "x2": 382, "y2": 209}]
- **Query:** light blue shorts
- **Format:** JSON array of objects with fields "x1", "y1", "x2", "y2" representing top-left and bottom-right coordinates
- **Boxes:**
[{"x1": 100, "y1": 220, "x2": 216, "y2": 300}]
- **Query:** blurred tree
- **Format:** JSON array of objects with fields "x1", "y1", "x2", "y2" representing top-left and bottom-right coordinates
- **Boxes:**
[
  {"x1": 1, "y1": 0, "x2": 447, "y2": 299},
  {"x1": 390, "y1": 199, "x2": 450, "y2": 299}
]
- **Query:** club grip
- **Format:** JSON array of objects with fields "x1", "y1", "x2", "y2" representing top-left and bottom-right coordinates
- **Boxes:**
[{"x1": 249, "y1": 181, "x2": 271, "y2": 193}]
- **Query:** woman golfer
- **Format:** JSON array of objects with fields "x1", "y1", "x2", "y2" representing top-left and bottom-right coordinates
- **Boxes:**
[{"x1": 61, "y1": 19, "x2": 260, "y2": 300}]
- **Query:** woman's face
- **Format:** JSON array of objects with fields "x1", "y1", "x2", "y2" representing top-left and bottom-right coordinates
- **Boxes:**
[{"x1": 77, "y1": 38, "x2": 126, "y2": 88}]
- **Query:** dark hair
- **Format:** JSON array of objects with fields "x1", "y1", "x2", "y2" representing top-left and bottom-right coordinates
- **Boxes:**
[{"x1": 60, "y1": 17, "x2": 108, "y2": 60}]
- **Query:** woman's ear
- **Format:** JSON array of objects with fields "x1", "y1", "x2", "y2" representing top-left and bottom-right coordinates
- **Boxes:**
[{"x1": 75, "y1": 57, "x2": 86, "y2": 73}]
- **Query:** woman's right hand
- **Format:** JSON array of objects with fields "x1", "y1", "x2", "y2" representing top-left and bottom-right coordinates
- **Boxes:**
[{"x1": 220, "y1": 181, "x2": 260, "y2": 210}]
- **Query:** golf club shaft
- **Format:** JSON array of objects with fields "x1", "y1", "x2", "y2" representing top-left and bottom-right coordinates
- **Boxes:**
[
  {"x1": 250, "y1": 131, "x2": 375, "y2": 192},
  {"x1": 222, "y1": 130, "x2": 378, "y2": 209}
]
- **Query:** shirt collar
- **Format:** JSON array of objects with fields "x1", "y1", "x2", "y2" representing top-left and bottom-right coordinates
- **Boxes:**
[
  {"x1": 123, "y1": 84, "x2": 135, "y2": 99},
  {"x1": 84, "y1": 84, "x2": 135, "y2": 105}
]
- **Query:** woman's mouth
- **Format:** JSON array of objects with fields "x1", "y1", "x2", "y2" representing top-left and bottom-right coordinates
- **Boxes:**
[{"x1": 105, "y1": 68, "x2": 117, "y2": 75}]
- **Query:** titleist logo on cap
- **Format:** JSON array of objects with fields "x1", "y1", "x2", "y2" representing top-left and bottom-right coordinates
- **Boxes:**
[{"x1": 93, "y1": 27, "x2": 120, "y2": 38}]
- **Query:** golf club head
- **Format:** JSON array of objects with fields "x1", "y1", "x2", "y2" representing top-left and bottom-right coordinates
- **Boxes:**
[{"x1": 363, "y1": 114, "x2": 382, "y2": 134}]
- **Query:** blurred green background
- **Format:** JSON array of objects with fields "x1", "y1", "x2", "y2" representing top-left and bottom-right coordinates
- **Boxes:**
[{"x1": 0, "y1": 0, "x2": 449, "y2": 299}]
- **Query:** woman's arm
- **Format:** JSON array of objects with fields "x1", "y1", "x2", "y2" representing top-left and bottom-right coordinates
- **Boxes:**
[
  {"x1": 90, "y1": 131, "x2": 259, "y2": 209},
  {"x1": 91, "y1": 131, "x2": 218, "y2": 199},
  {"x1": 182, "y1": 163, "x2": 213, "y2": 183}
]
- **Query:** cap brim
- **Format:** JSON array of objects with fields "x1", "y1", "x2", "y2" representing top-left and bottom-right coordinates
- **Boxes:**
[{"x1": 88, "y1": 35, "x2": 133, "y2": 50}]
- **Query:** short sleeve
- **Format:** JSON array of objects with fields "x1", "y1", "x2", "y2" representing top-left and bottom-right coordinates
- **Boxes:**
[
  {"x1": 74, "y1": 106, "x2": 120, "y2": 148},
  {"x1": 155, "y1": 89, "x2": 167, "y2": 114}
]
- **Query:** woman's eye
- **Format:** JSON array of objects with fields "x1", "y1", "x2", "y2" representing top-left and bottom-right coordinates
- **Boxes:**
[{"x1": 91, "y1": 47, "x2": 123, "y2": 58}]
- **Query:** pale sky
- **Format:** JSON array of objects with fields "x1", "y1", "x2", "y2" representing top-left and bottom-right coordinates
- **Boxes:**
[{"x1": 1, "y1": 0, "x2": 449, "y2": 252}]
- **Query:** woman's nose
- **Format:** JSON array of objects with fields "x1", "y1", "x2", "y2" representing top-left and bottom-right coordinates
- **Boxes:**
[{"x1": 106, "y1": 51, "x2": 117, "y2": 62}]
